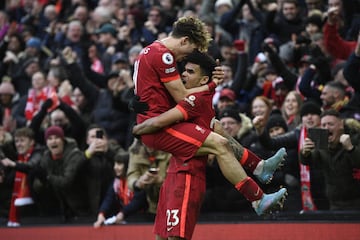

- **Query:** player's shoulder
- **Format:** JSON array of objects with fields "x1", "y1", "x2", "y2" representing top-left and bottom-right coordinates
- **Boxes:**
[
  {"x1": 143, "y1": 41, "x2": 167, "y2": 54},
  {"x1": 184, "y1": 91, "x2": 210, "y2": 105},
  {"x1": 144, "y1": 41, "x2": 175, "y2": 65}
]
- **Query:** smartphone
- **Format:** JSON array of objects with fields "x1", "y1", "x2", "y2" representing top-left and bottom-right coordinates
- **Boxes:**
[
  {"x1": 307, "y1": 128, "x2": 329, "y2": 150},
  {"x1": 148, "y1": 167, "x2": 159, "y2": 174},
  {"x1": 96, "y1": 129, "x2": 104, "y2": 139}
]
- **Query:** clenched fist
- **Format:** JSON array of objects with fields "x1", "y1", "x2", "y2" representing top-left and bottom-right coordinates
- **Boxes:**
[{"x1": 340, "y1": 134, "x2": 354, "y2": 151}]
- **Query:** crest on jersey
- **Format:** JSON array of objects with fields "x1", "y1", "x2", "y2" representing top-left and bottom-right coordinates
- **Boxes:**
[
  {"x1": 162, "y1": 53, "x2": 174, "y2": 65},
  {"x1": 188, "y1": 95, "x2": 196, "y2": 101},
  {"x1": 184, "y1": 95, "x2": 196, "y2": 107}
]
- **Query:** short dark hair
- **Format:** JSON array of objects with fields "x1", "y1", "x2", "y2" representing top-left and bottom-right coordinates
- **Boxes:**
[
  {"x1": 114, "y1": 152, "x2": 129, "y2": 164},
  {"x1": 320, "y1": 109, "x2": 340, "y2": 119},
  {"x1": 86, "y1": 124, "x2": 107, "y2": 138},
  {"x1": 114, "y1": 152, "x2": 129, "y2": 174},
  {"x1": 14, "y1": 127, "x2": 34, "y2": 139},
  {"x1": 184, "y1": 50, "x2": 217, "y2": 81},
  {"x1": 325, "y1": 81, "x2": 346, "y2": 97}
]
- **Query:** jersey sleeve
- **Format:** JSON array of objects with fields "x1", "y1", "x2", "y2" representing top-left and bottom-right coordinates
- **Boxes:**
[
  {"x1": 153, "y1": 51, "x2": 180, "y2": 83},
  {"x1": 176, "y1": 92, "x2": 206, "y2": 121}
]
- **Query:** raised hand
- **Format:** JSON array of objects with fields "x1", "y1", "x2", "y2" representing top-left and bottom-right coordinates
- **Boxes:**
[
  {"x1": 326, "y1": 6, "x2": 340, "y2": 26},
  {"x1": 61, "y1": 47, "x2": 77, "y2": 64},
  {"x1": 211, "y1": 59, "x2": 224, "y2": 86}
]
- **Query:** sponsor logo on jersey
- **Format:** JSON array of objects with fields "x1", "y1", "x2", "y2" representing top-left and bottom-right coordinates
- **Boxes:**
[
  {"x1": 195, "y1": 125, "x2": 206, "y2": 134},
  {"x1": 162, "y1": 52, "x2": 174, "y2": 65},
  {"x1": 184, "y1": 95, "x2": 196, "y2": 107},
  {"x1": 165, "y1": 67, "x2": 176, "y2": 73}
]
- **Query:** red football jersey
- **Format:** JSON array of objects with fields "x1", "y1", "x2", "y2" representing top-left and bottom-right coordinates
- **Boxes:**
[
  {"x1": 134, "y1": 41, "x2": 180, "y2": 123},
  {"x1": 176, "y1": 90, "x2": 215, "y2": 131},
  {"x1": 166, "y1": 90, "x2": 215, "y2": 178}
]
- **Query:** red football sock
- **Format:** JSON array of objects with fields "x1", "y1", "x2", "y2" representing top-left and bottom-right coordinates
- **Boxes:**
[
  {"x1": 235, "y1": 177, "x2": 263, "y2": 202},
  {"x1": 239, "y1": 148, "x2": 261, "y2": 173}
]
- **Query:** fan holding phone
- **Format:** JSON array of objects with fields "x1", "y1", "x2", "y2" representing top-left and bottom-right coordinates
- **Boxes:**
[
  {"x1": 84, "y1": 126, "x2": 124, "y2": 214},
  {"x1": 127, "y1": 139, "x2": 171, "y2": 216},
  {"x1": 299, "y1": 110, "x2": 360, "y2": 211}
]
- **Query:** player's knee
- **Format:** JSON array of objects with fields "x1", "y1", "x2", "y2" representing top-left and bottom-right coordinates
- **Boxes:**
[{"x1": 212, "y1": 135, "x2": 230, "y2": 154}]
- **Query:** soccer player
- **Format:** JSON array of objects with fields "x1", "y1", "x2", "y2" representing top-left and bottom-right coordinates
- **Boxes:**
[{"x1": 134, "y1": 50, "x2": 287, "y2": 240}]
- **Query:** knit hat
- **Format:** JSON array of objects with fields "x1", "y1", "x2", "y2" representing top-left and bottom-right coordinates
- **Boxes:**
[
  {"x1": 44, "y1": 126, "x2": 64, "y2": 140},
  {"x1": 300, "y1": 101, "x2": 321, "y2": 117},
  {"x1": 22, "y1": 57, "x2": 39, "y2": 69},
  {"x1": 215, "y1": 0, "x2": 233, "y2": 8},
  {"x1": 0, "y1": 82, "x2": 15, "y2": 95},
  {"x1": 266, "y1": 113, "x2": 288, "y2": 132},
  {"x1": 219, "y1": 108, "x2": 242, "y2": 122},
  {"x1": 26, "y1": 37, "x2": 41, "y2": 50}
]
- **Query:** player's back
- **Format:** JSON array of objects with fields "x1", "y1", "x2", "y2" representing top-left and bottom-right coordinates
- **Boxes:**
[{"x1": 134, "y1": 41, "x2": 178, "y2": 122}]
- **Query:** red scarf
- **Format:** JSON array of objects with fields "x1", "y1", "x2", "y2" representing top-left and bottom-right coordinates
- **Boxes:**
[
  {"x1": 25, "y1": 87, "x2": 59, "y2": 121},
  {"x1": 113, "y1": 178, "x2": 133, "y2": 206},
  {"x1": 287, "y1": 115, "x2": 295, "y2": 126},
  {"x1": 8, "y1": 147, "x2": 34, "y2": 223},
  {"x1": 298, "y1": 127, "x2": 317, "y2": 211}
]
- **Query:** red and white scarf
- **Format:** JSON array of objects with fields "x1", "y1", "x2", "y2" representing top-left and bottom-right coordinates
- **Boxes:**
[
  {"x1": 25, "y1": 87, "x2": 59, "y2": 121},
  {"x1": 298, "y1": 127, "x2": 317, "y2": 211},
  {"x1": 113, "y1": 178, "x2": 133, "y2": 206},
  {"x1": 8, "y1": 147, "x2": 34, "y2": 223}
]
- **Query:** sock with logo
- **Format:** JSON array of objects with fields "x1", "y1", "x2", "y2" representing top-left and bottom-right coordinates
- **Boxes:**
[
  {"x1": 235, "y1": 177, "x2": 264, "y2": 202},
  {"x1": 239, "y1": 148, "x2": 262, "y2": 173}
]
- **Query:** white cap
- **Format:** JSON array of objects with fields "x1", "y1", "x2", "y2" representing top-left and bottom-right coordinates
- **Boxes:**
[{"x1": 215, "y1": 0, "x2": 233, "y2": 8}]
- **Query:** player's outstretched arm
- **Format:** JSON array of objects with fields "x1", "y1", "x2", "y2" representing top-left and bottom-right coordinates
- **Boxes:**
[{"x1": 132, "y1": 107, "x2": 184, "y2": 135}]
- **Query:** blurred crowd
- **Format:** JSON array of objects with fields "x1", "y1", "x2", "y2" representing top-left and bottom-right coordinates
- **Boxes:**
[{"x1": 0, "y1": 0, "x2": 360, "y2": 228}]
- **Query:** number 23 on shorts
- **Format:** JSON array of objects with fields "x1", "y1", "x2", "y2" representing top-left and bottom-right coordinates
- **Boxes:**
[{"x1": 166, "y1": 209, "x2": 179, "y2": 231}]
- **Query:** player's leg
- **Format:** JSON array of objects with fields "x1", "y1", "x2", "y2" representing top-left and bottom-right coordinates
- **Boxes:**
[
  {"x1": 252, "y1": 147, "x2": 287, "y2": 184},
  {"x1": 224, "y1": 133, "x2": 286, "y2": 184},
  {"x1": 197, "y1": 131, "x2": 287, "y2": 215},
  {"x1": 154, "y1": 178, "x2": 168, "y2": 240},
  {"x1": 154, "y1": 172, "x2": 204, "y2": 240},
  {"x1": 141, "y1": 123, "x2": 286, "y2": 215},
  {"x1": 196, "y1": 131, "x2": 248, "y2": 186}
]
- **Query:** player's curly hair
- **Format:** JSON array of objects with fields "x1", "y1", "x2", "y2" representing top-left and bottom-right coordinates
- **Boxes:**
[{"x1": 171, "y1": 16, "x2": 211, "y2": 53}]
